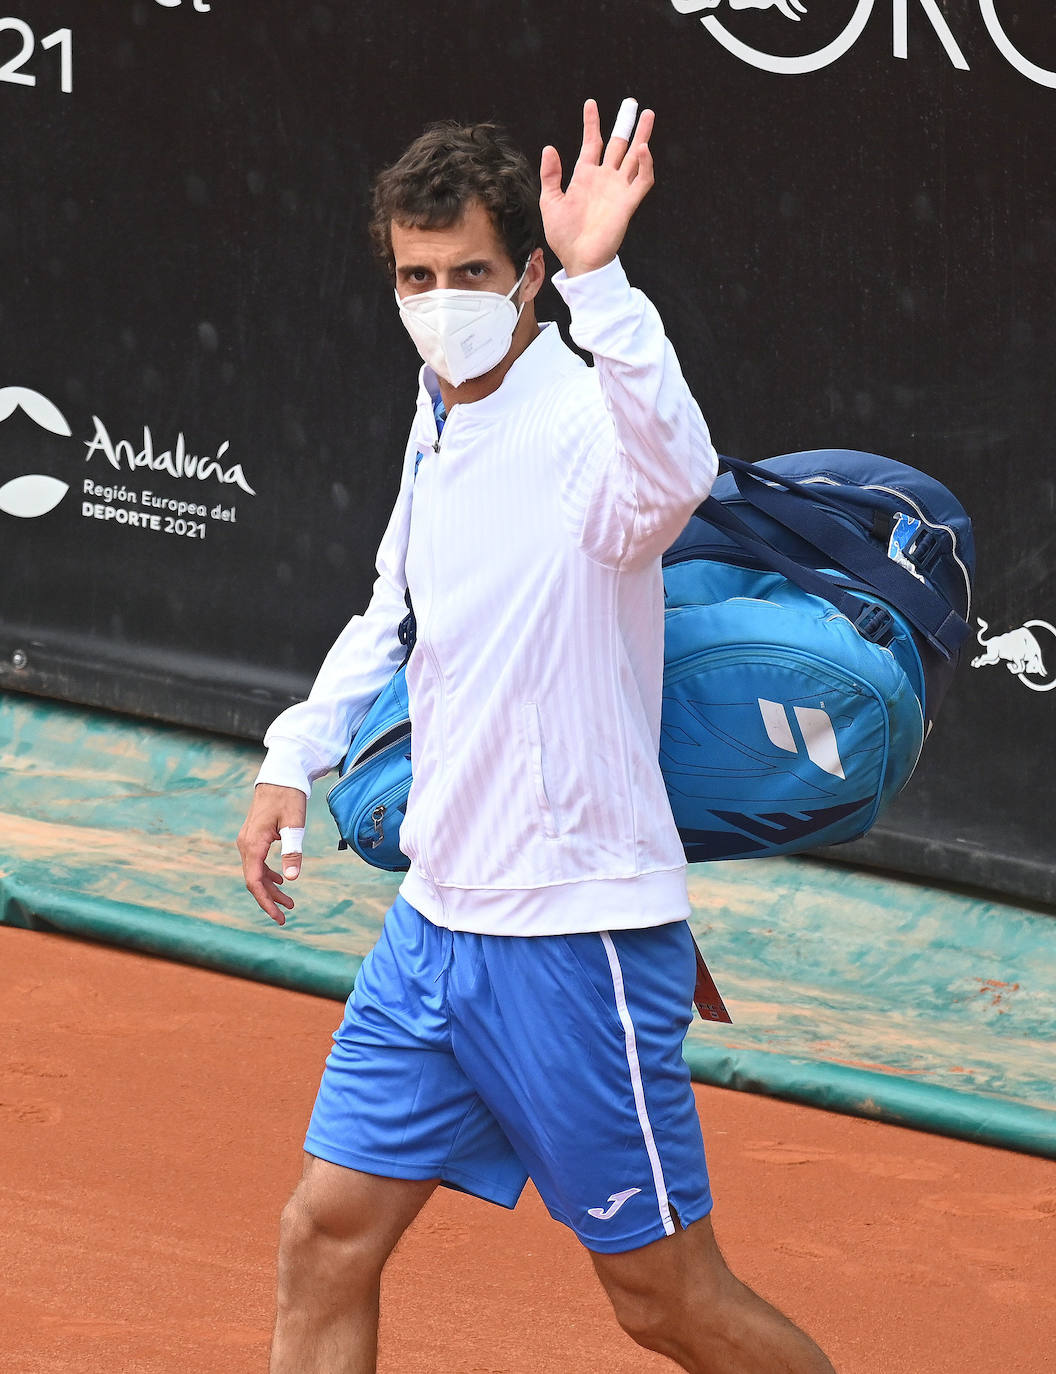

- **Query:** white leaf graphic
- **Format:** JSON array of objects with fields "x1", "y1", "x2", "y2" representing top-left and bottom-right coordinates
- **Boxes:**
[
  {"x1": 0, "y1": 474, "x2": 70, "y2": 518},
  {"x1": 0, "y1": 386, "x2": 73, "y2": 437}
]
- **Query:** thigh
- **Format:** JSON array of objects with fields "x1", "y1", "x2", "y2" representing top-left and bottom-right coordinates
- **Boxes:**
[
  {"x1": 287, "y1": 1152, "x2": 438, "y2": 1256},
  {"x1": 448, "y1": 919, "x2": 713, "y2": 1253},
  {"x1": 305, "y1": 896, "x2": 529, "y2": 1210}
]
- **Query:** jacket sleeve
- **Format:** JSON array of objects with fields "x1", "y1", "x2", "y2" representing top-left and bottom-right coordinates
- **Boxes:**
[
  {"x1": 254, "y1": 442, "x2": 416, "y2": 799},
  {"x1": 552, "y1": 257, "x2": 718, "y2": 570}
]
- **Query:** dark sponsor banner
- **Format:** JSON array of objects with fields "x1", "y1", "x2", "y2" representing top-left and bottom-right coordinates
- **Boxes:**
[{"x1": 1, "y1": 2, "x2": 1054, "y2": 900}]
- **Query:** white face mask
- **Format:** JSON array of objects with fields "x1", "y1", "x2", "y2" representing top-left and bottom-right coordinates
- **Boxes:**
[{"x1": 394, "y1": 263, "x2": 529, "y2": 387}]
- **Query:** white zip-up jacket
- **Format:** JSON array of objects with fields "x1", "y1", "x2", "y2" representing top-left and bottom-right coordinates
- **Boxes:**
[{"x1": 257, "y1": 258, "x2": 718, "y2": 935}]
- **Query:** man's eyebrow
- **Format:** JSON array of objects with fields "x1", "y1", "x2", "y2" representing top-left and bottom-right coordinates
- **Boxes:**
[{"x1": 395, "y1": 258, "x2": 495, "y2": 276}]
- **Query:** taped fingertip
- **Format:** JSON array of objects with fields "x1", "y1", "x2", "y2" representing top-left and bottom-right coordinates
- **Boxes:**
[
  {"x1": 279, "y1": 825, "x2": 305, "y2": 855},
  {"x1": 612, "y1": 97, "x2": 638, "y2": 143}
]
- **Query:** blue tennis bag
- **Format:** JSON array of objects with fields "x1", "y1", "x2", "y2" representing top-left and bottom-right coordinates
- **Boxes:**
[
  {"x1": 328, "y1": 448, "x2": 974, "y2": 869},
  {"x1": 661, "y1": 449, "x2": 974, "y2": 861}
]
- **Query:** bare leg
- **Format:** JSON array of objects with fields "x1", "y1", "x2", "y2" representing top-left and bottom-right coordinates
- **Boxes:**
[
  {"x1": 269, "y1": 1153, "x2": 437, "y2": 1374},
  {"x1": 592, "y1": 1213, "x2": 836, "y2": 1374}
]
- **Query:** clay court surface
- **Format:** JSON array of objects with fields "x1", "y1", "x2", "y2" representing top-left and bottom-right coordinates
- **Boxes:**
[{"x1": 3, "y1": 927, "x2": 1053, "y2": 1374}]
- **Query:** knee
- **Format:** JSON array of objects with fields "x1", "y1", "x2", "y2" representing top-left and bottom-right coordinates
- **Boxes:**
[
  {"x1": 601, "y1": 1238, "x2": 737, "y2": 1362},
  {"x1": 611, "y1": 1280, "x2": 739, "y2": 1368},
  {"x1": 277, "y1": 1191, "x2": 321, "y2": 1259},
  {"x1": 609, "y1": 1283, "x2": 679, "y2": 1356},
  {"x1": 276, "y1": 1190, "x2": 386, "y2": 1300},
  {"x1": 606, "y1": 1270, "x2": 708, "y2": 1359}
]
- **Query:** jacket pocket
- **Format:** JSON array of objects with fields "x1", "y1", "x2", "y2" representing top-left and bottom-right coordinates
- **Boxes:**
[{"x1": 524, "y1": 702, "x2": 559, "y2": 839}]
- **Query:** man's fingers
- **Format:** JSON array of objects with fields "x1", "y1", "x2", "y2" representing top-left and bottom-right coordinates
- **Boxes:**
[
  {"x1": 237, "y1": 784, "x2": 307, "y2": 926},
  {"x1": 253, "y1": 865, "x2": 294, "y2": 917},
  {"x1": 621, "y1": 109, "x2": 655, "y2": 174},
  {"x1": 539, "y1": 143, "x2": 563, "y2": 199},
  {"x1": 246, "y1": 873, "x2": 293, "y2": 924},
  {"x1": 603, "y1": 97, "x2": 639, "y2": 168},
  {"x1": 279, "y1": 825, "x2": 304, "y2": 881},
  {"x1": 621, "y1": 112, "x2": 656, "y2": 198},
  {"x1": 237, "y1": 836, "x2": 294, "y2": 918},
  {"x1": 624, "y1": 139, "x2": 655, "y2": 198},
  {"x1": 611, "y1": 98, "x2": 639, "y2": 144},
  {"x1": 578, "y1": 98, "x2": 603, "y2": 166}
]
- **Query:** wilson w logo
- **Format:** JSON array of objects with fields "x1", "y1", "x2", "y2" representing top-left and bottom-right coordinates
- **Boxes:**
[{"x1": 758, "y1": 699, "x2": 845, "y2": 779}]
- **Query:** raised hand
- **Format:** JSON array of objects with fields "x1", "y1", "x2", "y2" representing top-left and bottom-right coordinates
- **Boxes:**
[{"x1": 539, "y1": 98, "x2": 655, "y2": 279}]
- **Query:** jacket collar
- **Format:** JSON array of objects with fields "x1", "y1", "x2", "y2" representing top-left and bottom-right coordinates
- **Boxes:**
[{"x1": 413, "y1": 323, "x2": 581, "y2": 439}]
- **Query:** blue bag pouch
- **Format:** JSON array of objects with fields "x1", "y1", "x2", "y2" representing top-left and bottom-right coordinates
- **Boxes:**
[
  {"x1": 661, "y1": 565, "x2": 927, "y2": 860},
  {"x1": 326, "y1": 664, "x2": 412, "y2": 871}
]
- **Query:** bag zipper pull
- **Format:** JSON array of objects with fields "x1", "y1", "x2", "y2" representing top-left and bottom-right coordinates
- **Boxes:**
[{"x1": 366, "y1": 804, "x2": 387, "y2": 849}]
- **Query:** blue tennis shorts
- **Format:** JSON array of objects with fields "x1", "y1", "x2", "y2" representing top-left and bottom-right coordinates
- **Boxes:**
[{"x1": 304, "y1": 895, "x2": 712, "y2": 1253}]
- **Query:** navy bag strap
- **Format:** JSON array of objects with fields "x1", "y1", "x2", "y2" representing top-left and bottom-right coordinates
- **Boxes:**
[
  {"x1": 697, "y1": 455, "x2": 970, "y2": 658},
  {"x1": 693, "y1": 497, "x2": 900, "y2": 646},
  {"x1": 718, "y1": 452, "x2": 865, "y2": 513}
]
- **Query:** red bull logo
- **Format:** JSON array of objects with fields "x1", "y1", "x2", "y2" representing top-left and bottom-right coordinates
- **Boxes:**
[
  {"x1": 693, "y1": 0, "x2": 807, "y2": 17},
  {"x1": 670, "y1": 1, "x2": 1056, "y2": 87},
  {"x1": 971, "y1": 617, "x2": 1056, "y2": 694}
]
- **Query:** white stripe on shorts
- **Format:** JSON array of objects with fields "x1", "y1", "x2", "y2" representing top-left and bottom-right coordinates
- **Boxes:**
[{"x1": 599, "y1": 931, "x2": 675, "y2": 1237}]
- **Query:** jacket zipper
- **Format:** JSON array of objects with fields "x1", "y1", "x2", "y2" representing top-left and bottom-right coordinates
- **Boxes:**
[
  {"x1": 431, "y1": 398, "x2": 457, "y2": 454},
  {"x1": 414, "y1": 412, "x2": 455, "y2": 917}
]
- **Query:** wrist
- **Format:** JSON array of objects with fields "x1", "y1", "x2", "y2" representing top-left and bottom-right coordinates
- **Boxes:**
[{"x1": 559, "y1": 253, "x2": 616, "y2": 279}]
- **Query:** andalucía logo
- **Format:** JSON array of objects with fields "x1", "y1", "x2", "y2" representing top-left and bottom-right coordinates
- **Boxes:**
[
  {"x1": 0, "y1": 384, "x2": 256, "y2": 532},
  {"x1": 0, "y1": 386, "x2": 72, "y2": 518}
]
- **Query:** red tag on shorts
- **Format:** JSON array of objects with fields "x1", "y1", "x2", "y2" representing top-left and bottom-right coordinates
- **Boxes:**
[{"x1": 692, "y1": 938, "x2": 732, "y2": 1023}]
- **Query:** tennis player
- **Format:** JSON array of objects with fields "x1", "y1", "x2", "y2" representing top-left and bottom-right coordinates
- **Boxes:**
[{"x1": 238, "y1": 100, "x2": 836, "y2": 1374}]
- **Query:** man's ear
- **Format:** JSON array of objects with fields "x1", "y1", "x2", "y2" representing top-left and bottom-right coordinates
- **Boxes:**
[{"x1": 520, "y1": 246, "x2": 547, "y2": 303}]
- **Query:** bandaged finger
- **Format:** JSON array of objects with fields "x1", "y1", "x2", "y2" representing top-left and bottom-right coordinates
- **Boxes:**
[
  {"x1": 279, "y1": 826, "x2": 305, "y2": 855},
  {"x1": 611, "y1": 97, "x2": 638, "y2": 143}
]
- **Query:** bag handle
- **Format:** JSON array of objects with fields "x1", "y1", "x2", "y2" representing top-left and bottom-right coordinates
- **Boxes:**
[
  {"x1": 693, "y1": 496, "x2": 898, "y2": 644},
  {"x1": 696, "y1": 455, "x2": 969, "y2": 657},
  {"x1": 717, "y1": 452, "x2": 865, "y2": 513}
]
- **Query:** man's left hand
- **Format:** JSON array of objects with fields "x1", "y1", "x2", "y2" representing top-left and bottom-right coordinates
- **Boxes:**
[{"x1": 539, "y1": 98, "x2": 655, "y2": 279}]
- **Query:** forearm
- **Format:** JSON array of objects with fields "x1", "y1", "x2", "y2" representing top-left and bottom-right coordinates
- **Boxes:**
[
  {"x1": 554, "y1": 258, "x2": 718, "y2": 566},
  {"x1": 256, "y1": 428, "x2": 417, "y2": 796},
  {"x1": 256, "y1": 572, "x2": 408, "y2": 796}
]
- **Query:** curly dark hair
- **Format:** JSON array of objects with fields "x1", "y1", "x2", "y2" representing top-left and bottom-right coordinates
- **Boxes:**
[{"x1": 369, "y1": 121, "x2": 542, "y2": 279}]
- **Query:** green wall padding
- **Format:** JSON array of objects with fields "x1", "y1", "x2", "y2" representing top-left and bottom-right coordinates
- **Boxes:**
[{"x1": 3, "y1": 690, "x2": 1054, "y2": 1158}]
